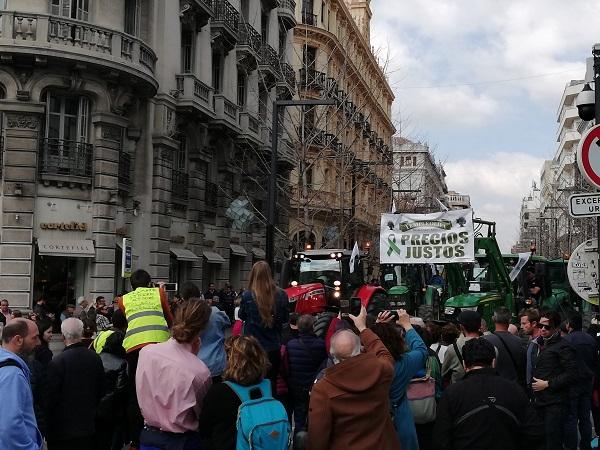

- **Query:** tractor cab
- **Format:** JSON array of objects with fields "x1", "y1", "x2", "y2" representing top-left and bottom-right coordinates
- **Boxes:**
[
  {"x1": 444, "y1": 220, "x2": 513, "y2": 327},
  {"x1": 281, "y1": 249, "x2": 388, "y2": 315}
]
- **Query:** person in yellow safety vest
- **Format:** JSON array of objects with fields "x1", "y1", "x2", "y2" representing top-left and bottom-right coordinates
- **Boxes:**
[
  {"x1": 92, "y1": 309, "x2": 128, "y2": 354},
  {"x1": 116, "y1": 269, "x2": 174, "y2": 450}
]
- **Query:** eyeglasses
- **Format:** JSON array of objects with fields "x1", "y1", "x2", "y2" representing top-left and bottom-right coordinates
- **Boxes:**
[{"x1": 537, "y1": 323, "x2": 553, "y2": 330}]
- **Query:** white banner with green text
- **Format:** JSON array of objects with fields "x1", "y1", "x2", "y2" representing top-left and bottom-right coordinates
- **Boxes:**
[{"x1": 380, "y1": 209, "x2": 475, "y2": 264}]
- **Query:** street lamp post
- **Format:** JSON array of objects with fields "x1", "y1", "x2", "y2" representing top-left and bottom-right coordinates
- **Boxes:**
[{"x1": 266, "y1": 99, "x2": 336, "y2": 271}]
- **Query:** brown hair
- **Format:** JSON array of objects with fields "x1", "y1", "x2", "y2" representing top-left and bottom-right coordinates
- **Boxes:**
[
  {"x1": 519, "y1": 308, "x2": 540, "y2": 325},
  {"x1": 369, "y1": 322, "x2": 405, "y2": 361},
  {"x1": 171, "y1": 300, "x2": 212, "y2": 343},
  {"x1": 223, "y1": 335, "x2": 270, "y2": 386},
  {"x1": 248, "y1": 261, "x2": 276, "y2": 327}
]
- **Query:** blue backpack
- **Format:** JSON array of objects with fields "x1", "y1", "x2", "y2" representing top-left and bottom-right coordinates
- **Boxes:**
[{"x1": 225, "y1": 379, "x2": 291, "y2": 450}]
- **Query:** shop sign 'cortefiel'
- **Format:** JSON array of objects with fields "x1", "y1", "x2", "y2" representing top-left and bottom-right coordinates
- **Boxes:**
[{"x1": 40, "y1": 222, "x2": 88, "y2": 231}]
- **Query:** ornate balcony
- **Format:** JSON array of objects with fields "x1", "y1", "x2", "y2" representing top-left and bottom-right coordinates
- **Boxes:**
[
  {"x1": 175, "y1": 74, "x2": 215, "y2": 119},
  {"x1": 298, "y1": 68, "x2": 326, "y2": 91},
  {"x1": 279, "y1": 138, "x2": 296, "y2": 168},
  {"x1": 237, "y1": 111, "x2": 262, "y2": 147},
  {"x1": 39, "y1": 138, "x2": 93, "y2": 184},
  {"x1": 237, "y1": 22, "x2": 261, "y2": 70},
  {"x1": 212, "y1": 94, "x2": 240, "y2": 132},
  {"x1": 211, "y1": 0, "x2": 239, "y2": 53},
  {"x1": 172, "y1": 170, "x2": 190, "y2": 203},
  {"x1": 278, "y1": 0, "x2": 296, "y2": 29},
  {"x1": 277, "y1": 62, "x2": 296, "y2": 98},
  {"x1": 259, "y1": 44, "x2": 281, "y2": 88},
  {"x1": 180, "y1": 0, "x2": 214, "y2": 30},
  {"x1": 1, "y1": 12, "x2": 157, "y2": 94}
]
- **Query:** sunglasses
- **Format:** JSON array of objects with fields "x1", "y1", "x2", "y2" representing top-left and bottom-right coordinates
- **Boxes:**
[{"x1": 537, "y1": 323, "x2": 553, "y2": 330}]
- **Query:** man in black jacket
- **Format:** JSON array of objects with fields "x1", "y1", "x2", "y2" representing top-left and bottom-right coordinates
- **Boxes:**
[
  {"x1": 563, "y1": 313, "x2": 597, "y2": 450},
  {"x1": 286, "y1": 314, "x2": 327, "y2": 433},
  {"x1": 45, "y1": 318, "x2": 105, "y2": 450},
  {"x1": 433, "y1": 338, "x2": 542, "y2": 450},
  {"x1": 530, "y1": 310, "x2": 578, "y2": 450}
]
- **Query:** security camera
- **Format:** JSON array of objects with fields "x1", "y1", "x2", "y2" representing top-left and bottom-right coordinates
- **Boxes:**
[{"x1": 576, "y1": 83, "x2": 596, "y2": 121}]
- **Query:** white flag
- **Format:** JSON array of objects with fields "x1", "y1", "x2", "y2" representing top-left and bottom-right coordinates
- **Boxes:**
[
  {"x1": 509, "y1": 253, "x2": 531, "y2": 282},
  {"x1": 391, "y1": 199, "x2": 397, "y2": 213},
  {"x1": 349, "y1": 241, "x2": 359, "y2": 273},
  {"x1": 436, "y1": 198, "x2": 449, "y2": 211}
]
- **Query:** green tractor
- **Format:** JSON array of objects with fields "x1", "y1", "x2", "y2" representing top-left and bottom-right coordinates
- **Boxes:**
[
  {"x1": 380, "y1": 263, "x2": 467, "y2": 320},
  {"x1": 443, "y1": 220, "x2": 514, "y2": 327},
  {"x1": 503, "y1": 254, "x2": 580, "y2": 317}
]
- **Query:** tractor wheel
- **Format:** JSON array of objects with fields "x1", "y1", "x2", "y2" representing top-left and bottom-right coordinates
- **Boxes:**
[
  {"x1": 418, "y1": 305, "x2": 434, "y2": 322},
  {"x1": 313, "y1": 312, "x2": 337, "y2": 339},
  {"x1": 367, "y1": 293, "x2": 390, "y2": 316}
]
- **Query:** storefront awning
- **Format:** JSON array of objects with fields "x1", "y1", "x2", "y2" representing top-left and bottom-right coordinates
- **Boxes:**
[
  {"x1": 37, "y1": 239, "x2": 95, "y2": 258},
  {"x1": 230, "y1": 244, "x2": 247, "y2": 256},
  {"x1": 203, "y1": 250, "x2": 226, "y2": 264},
  {"x1": 170, "y1": 248, "x2": 200, "y2": 261},
  {"x1": 252, "y1": 247, "x2": 266, "y2": 259}
]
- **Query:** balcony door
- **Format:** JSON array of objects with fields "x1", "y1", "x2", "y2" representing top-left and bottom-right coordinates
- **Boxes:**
[
  {"x1": 51, "y1": 0, "x2": 90, "y2": 21},
  {"x1": 44, "y1": 93, "x2": 90, "y2": 176}
]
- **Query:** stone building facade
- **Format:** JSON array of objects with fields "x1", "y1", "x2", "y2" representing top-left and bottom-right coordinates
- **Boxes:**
[
  {"x1": 287, "y1": 0, "x2": 394, "y2": 257},
  {"x1": 392, "y1": 137, "x2": 447, "y2": 213},
  {"x1": 0, "y1": 0, "x2": 297, "y2": 308}
]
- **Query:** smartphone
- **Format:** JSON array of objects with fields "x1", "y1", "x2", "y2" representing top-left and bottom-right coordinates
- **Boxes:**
[
  {"x1": 163, "y1": 282, "x2": 178, "y2": 292},
  {"x1": 350, "y1": 297, "x2": 362, "y2": 316},
  {"x1": 386, "y1": 310, "x2": 399, "y2": 321},
  {"x1": 340, "y1": 299, "x2": 350, "y2": 316}
]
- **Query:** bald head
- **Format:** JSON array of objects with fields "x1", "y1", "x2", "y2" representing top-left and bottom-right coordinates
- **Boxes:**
[
  {"x1": 2, "y1": 318, "x2": 39, "y2": 357},
  {"x1": 330, "y1": 330, "x2": 361, "y2": 364}
]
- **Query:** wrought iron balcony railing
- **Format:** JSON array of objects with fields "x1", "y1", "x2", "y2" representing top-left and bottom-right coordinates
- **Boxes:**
[
  {"x1": 172, "y1": 169, "x2": 189, "y2": 202},
  {"x1": 118, "y1": 152, "x2": 131, "y2": 187},
  {"x1": 238, "y1": 22, "x2": 261, "y2": 54},
  {"x1": 298, "y1": 68, "x2": 326, "y2": 91},
  {"x1": 213, "y1": 0, "x2": 239, "y2": 35},
  {"x1": 39, "y1": 138, "x2": 93, "y2": 179}
]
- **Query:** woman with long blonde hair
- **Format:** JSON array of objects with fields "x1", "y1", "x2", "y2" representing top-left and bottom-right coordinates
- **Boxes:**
[{"x1": 239, "y1": 261, "x2": 289, "y2": 390}]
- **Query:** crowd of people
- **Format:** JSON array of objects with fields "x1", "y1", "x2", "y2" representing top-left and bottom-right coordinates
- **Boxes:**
[{"x1": 0, "y1": 263, "x2": 599, "y2": 450}]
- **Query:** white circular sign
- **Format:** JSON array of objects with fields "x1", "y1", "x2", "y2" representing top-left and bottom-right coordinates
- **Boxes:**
[
  {"x1": 577, "y1": 124, "x2": 600, "y2": 189},
  {"x1": 567, "y1": 239, "x2": 599, "y2": 305}
]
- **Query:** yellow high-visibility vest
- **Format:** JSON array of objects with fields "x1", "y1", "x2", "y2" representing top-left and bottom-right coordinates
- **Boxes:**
[
  {"x1": 122, "y1": 288, "x2": 169, "y2": 351},
  {"x1": 92, "y1": 329, "x2": 115, "y2": 354}
]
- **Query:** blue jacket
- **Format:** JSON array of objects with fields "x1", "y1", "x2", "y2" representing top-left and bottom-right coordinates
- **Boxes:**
[
  {"x1": 198, "y1": 306, "x2": 231, "y2": 376},
  {"x1": 286, "y1": 332, "x2": 327, "y2": 387},
  {"x1": 390, "y1": 328, "x2": 428, "y2": 450},
  {"x1": 240, "y1": 289, "x2": 289, "y2": 352},
  {"x1": 0, "y1": 348, "x2": 43, "y2": 450}
]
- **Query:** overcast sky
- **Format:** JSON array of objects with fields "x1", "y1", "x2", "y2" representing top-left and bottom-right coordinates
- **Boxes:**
[{"x1": 370, "y1": 0, "x2": 600, "y2": 251}]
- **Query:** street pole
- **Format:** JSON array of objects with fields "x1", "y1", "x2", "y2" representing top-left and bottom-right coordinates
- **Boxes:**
[
  {"x1": 266, "y1": 99, "x2": 336, "y2": 272},
  {"x1": 594, "y1": 45, "x2": 600, "y2": 311}
]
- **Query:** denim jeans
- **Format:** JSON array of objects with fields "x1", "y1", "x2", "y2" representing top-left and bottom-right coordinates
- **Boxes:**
[
  {"x1": 140, "y1": 427, "x2": 202, "y2": 450},
  {"x1": 564, "y1": 380, "x2": 593, "y2": 450}
]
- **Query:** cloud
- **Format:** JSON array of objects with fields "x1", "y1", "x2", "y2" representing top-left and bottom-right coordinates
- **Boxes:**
[
  {"x1": 370, "y1": 0, "x2": 597, "y2": 130},
  {"x1": 444, "y1": 152, "x2": 545, "y2": 251}
]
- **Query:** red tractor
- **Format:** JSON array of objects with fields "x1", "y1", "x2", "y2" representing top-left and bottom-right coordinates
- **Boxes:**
[{"x1": 280, "y1": 249, "x2": 389, "y2": 336}]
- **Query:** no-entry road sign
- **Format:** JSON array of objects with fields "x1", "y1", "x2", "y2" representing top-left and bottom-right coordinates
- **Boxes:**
[
  {"x1": 569, "y1": 193, "x2": 600, "y2": 218},
  {"x1": 577, "y1": 124, "x2": 600, "y2": 188}
]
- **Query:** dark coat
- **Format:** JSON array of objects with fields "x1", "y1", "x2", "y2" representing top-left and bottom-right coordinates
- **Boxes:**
[
  {"x1": 433, "y1": 368, "x2": 543, "y2": 450},
  {"x1": 307, "y1": 329, "x2": 401, "y2": 450},
  {"x1": 286, "y1": 333, "x2": 327, "y2": 387},
  {"x1": 564, "y1": 330, "x2": 598, "y2": 381},
  {"x1": 34, "y1": 343, "x2": 53, "y2": 367},
  {"x1": 96, "y1": 352, "x2": 128, "y2": 422},
  {"x1": 26, "y1": 357, "x2": 48, "y2": 437},
  {"x1": 239, "y1": 289, "x2": 289, "y2": 352},
  {"x1": 531, "y1": 333, "x2": 578, "y2": 407},
  {"x1": 44, "y1": 342, "x2": 105, "y2": 442}
]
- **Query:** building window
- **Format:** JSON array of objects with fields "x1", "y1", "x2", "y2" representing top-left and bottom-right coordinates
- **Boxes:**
[
  {"x1": 237, "y1": 72, "x2": 247, "y2": 108},
  {"x1": 240, "y1": 0, "x2": 249, "y2": 21},
  {"x1": 181, "y1": 30, "x2": 194, "y2": 73},
  {"x1": 302, "y1": 0, "x2": 313, "y2": 15},
  {"x1": 124, "y1": 0, "x2": 140, "y2": 36},
  {"x1": 212, "y1": 53, "x2": 222, "y2": 93},
  {"x1": 321, "y1": 1, "x2": 325, "y2": 22},
  {"x1": 259, "y1": 87, "x2": 268, "y2": 121},
  {"x1": 174, "y1": 135, "x2": 187, "y2": 171},
  {"x1": 303, "y1": 45, "x2": 317, "y2": 70},
  {"x1": 51, "y1": 0, "x2": 89, "y2": 21},
  {"x1": 261, "y1": 13, "x2": 268, "y2": 43},
  {"x1": 45, "y1": 92, "x2": 90, "y2": 143}
]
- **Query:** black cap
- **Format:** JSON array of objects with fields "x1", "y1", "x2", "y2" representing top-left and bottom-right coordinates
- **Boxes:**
[{"x1": 458, "y1": 310, "x2": 481, "y2": 330}]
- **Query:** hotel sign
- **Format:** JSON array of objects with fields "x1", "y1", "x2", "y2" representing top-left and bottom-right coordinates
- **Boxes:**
[{"x1": 40, "y1": 222, "x2": 88, "y2": 231}]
